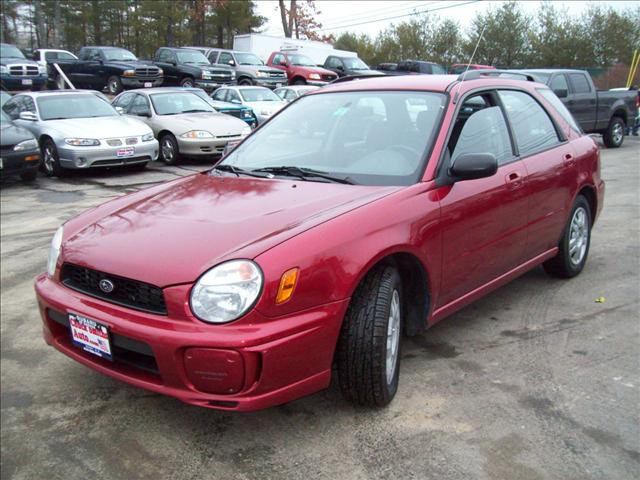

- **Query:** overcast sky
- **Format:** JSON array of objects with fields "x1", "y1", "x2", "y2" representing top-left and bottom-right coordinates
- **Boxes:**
[{"x1": 255, "y1": 0, "x2": 638, "y2": 38}]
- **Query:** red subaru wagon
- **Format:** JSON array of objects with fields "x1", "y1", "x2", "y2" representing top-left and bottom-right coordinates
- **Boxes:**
[{"x1": 35, "y1": 72, "x2": 604, "y2": 411}]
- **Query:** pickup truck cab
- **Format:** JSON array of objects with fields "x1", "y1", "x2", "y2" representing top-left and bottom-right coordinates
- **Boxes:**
[
  {"x1": 1, "y1": 43, "x2": 47, "y2": 91},
  {"x1": 184, "y1": 47, "x2": 287, "y2": 89},
  {"x1": 323, "y1": 55, "x2": 384, "y2": 78},
  {"x1": 517, "y1": 69, "x2": 636, "y2": 148},
  {"x1": 382, "y1": 60, "x2": 447, "y2": 76},
  {"x1": 449, "y1": 64, "x2": 496, "y2": 74},
  {"x1": 266, "y1": 51, "x2": 337, "y2": 86},
  {"x1": 31, "y1": 48, "x2": 78, "y2": 88},
  {"x1": 153, "y1": 47, "x2": 235, "y2": 91},
  {"x1": 54, "y1": 46, "x2": 163, "y2": 95}
]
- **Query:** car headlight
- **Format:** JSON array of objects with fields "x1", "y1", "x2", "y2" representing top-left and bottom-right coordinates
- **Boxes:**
[
  {"x1": 180, "y1": 130, "x2": 213, "y2": 139},
  {"x1": 202, "y1": 72, "x2": 211, "y2": 79},
  {"x1": 241, "y1": 126, "x2": 251, "y2": 136},
  {"x1": 308, "y1": 73, "x2": 321, "y2": 80},
  {"x1": 255, "y1": 71, "x2": 267, "y2": 77},
  {"x1": 142, "y1": 132, "x2": 154, "y2": 142},
  {"x1": 38, "y1": 64, "x2": 47, "y2": 74},
  {"x1": 47, "y1": 226, "x2": 63, "y2": 277},
  {"x1": 123, "y1": 69, "x2": 135, "y2": 77},
  {"x1": 65, "y1": 138, "x2": 100, "y2": 146},
  {"x1": 230, "y1": 71, "x2": 236, "y2": 79},
  {"x1": 190, "y1": 260, "x2": 263, "y2": 323},
  {"x1": 241, "y1": 110, "x2": 252, "y2": 118},
  {"x1": 14, "y1": 139, "x2": 38, "y2": 151},
  {"x1": 0, "y1": 65, "x2": 8, "y2": 74},
  {"x1": 157, "y1": 68, "x2": 164, "y2": 75}
]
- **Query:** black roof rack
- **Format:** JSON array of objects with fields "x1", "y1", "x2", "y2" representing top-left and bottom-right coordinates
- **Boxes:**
[
  {"x1": 456, "y1": 69, "x2": 536, "y2": 82},
  {"x1": 329, "y1": 73, "x2": 387, "y2": 84}
]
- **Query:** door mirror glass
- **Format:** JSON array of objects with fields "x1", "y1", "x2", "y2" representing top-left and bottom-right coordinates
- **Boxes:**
[
  {"x1": 115, "y1": 106, "x2": 124, "y2": 114},
  {"x1": 336, "y1": 64, "x2": 344, "y2": 71},
  {"x1": 227, "y1": 59, "x2": 235, "y2": 66},
  {"x1": 450, "y1": 153, "x2": 497, "y2": 180},
  {"x1": 553, "y1": 88, "x2": 568, "y2": 98},
  {"x1": 19, "y1": 111, "x2": 37, "y2": 121}
]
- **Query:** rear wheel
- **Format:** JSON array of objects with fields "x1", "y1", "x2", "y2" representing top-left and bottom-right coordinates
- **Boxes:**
[
  {"x1": 159, "y1": 134, "x2": 180, "y2": 165},
  {"x1": 543, "y1": 195, "x2": 591, "y2": 278},
  {"x1": 107, "y1": 76, "x2": 123, "y2": 95},
  {"x1": 336, "y1": 264, "x2": 403, "y2": 407},
  {"x1": 238, "y1": 78, "x2": 253, "y2": 86},
  {"x1": 603, "y1": 117, "x2": 625, "y2": 148},
  {"x1": 41, "y1": 139, "x2": 64, "y2": 177}
]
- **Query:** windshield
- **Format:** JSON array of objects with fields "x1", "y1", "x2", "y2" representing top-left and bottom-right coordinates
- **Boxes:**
[
  {"x1": 288, "y1": 54, "x2": 315, "y2": 66},
  {"x1": 236, "y1": 52, "x2": 263, "y2": 65},
  {"x1": 37, "y1": 94, "x2": 119, "y2": 120},
  {"x1": 240, "y1": 88, "x2": 281, "y2": 102},
  {"x1": 103, "y1": 49, "x2": 137, "y2": 61},
  {"x1": 1, "y1": 44, "x2": 26, "y2": 59},
  {"x1": 176, "y1": 50, "x2": 209, "y2": 64},
  {"x1": 343, "y1": 58, "x2": 369, "y2": 70},
  {"x1": 220, "y1": 91, "x2": 446, "y2": 186},
  {"x1": 150, "y1": 92, "x2": 214, "y2": 115},
  {"x1": 431, "y1": 64, "x2": 447, "y2": 74}
]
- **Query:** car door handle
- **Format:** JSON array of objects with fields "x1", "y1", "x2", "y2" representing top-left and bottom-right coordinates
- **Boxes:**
[
  {"x1": 505, "y1": 172, "x2": 523, "y2": 187},
  {"x1": 564, "y1": 153, "x2": 576, "y2": 167}
]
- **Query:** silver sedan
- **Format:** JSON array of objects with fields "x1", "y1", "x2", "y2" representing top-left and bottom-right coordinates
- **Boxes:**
[{"x1": 1, "y1": 91, "x2": 158, "y2": 176}]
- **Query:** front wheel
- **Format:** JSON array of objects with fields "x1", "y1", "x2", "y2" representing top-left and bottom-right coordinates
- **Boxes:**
[
  {"x1": 293, "y1": 78, "x2": 306, "y2": 85},
  {"x1": 159, "y1": 134, "x2": 180, "y2": 165},
  {"x1": 40, "y1": 139, "x2": 64, "y2": 177},
  {"x1": 603, "y1": 117, "x2": 625, "y2": 148},
  {"x1": 336, "y1": 264, "x2": 403, "y2": 407},
  {"x1": 543, "y1": 195, "x2": 591, "y2": 278},
  {"x1": 107, "y1": 76, "x2": 123, "y2": 95},
  {"x1": 180, "y1": 77, "x2": 195, "y2": 88}
]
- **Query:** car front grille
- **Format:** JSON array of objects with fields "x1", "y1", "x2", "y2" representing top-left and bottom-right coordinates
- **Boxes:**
[
  {"x1": 135, "y1": 67, "x2": 161, "y2": 77},
  {"x1": 60, "y1": 263, "x2": 167, "y2": 315},
  {"x1": 9, "y1": 65, "x2": 39, "y2": 76},
  {"x1": 216, "y1": 133, "x2": 241, "y2": 139},
  {"x1": 321, "y1": 74, "x2": 336, "y2": 81},
  {"x1": 268, "y1": 72, "x2": 285, "y2": 78}
]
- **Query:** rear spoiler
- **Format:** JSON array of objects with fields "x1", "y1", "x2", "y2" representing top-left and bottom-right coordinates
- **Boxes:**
[{"x1": 456, "y1": 69, "x2": 536, "y2": 82}]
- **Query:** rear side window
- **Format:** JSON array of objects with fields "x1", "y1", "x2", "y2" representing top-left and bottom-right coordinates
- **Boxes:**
[
  {"x1": 568, "y1": 74, "x2": 591, "y2": 94},
  {"x1": 538, "y1": 88, "x2": 581, "y2": 133},
  {"x1": 498, "y1": 90, "x2": 560, "y2": 156}
]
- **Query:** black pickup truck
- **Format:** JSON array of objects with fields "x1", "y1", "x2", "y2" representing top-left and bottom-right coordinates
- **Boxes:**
[
  {"x1": 153, "y1": 47, "x2": 235, "y2": 91},
  {"x1": 375, "y1": 60, "x2": 447, "y2": 76},
  {"x1": 517, "y1": 69, "x2": 636, "y2": 148},
  {"x1": 54, "y1": 46, "x2": 163, "y2": 94},
  {"x1": 322, "y1": 55, "x2": 385, "y2": 78}
]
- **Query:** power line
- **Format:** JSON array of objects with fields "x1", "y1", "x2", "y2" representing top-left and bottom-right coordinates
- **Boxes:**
[
  {"x1": 317, "y1": 0, "x2": 481, "y2": 32},
  {"x1": 320, "y1": 1, "x2": 441, "y2": 30},
  {"x1": 319, "y1": 1, "x2": 428, "y2": 26}
]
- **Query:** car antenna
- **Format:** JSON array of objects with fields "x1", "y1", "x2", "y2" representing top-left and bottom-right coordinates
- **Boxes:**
[{"x1": 453, "y1": 23, "x2": 487, "y2": 104}]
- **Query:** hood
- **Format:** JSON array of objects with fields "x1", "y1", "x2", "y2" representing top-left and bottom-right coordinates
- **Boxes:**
[
  {"x1": 107, "y1": 60, "x2": 156, "y2": 69},
  {"x1": 346, "y1": 68, "x2": 385, "y2": 76},
  {"x1": 245, "y1": 100, "x2": 286, "y2": 113},
  {"x1": 1, "y1": 57, "x2": 38, "y2": 67},
  {"x1": 62, "y1": 173, "x2": 397, "y2": 286},
  {"x1": 293, "y1": 65, "x2": 335, "y2": 76},
  {"x1": 45, "y1": 116, "x2": 150, "y2": 138},
  {"x1": 0, "y1": 120, "x2": 36, "y2": 146},
  {"x1": 203, "y1": 65, "x2": 233, "y2": 73},
  {"x1": 208, "y1": 99, "x2": 244, "y2": 111},
  {"x1": 241, "y1": 65, "x2": 284, "y2": 75},
  {"x1": 155, "y1": 112, "x2": 247, "y2": 135}
]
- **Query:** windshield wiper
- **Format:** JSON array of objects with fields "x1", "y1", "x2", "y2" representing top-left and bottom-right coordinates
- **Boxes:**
[
  {"x1": 182, "y1": 109, "x2": 210, "y2": 113},
  {"x1": 252, "y1": 166, "x2": 355, "y2": 184},
  {"x1": 212, "y1": 164, "x2": 270, "y2": 179}
]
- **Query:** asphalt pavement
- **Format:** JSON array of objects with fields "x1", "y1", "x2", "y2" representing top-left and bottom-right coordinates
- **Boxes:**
[{"x1": 1, "y1": 137, "x2": 638, "y2": 480}]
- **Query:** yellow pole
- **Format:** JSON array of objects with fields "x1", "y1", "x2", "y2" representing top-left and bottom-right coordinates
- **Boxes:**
[
  {"x1": 627, "y1": 49, "x2": 639, "y2": 88},
  {"x1": 630, "y1": 51, "x2": 640, "y2": 88}
]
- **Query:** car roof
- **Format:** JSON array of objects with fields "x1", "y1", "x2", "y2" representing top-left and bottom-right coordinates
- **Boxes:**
[
  {"x1": 278, "y1": 85, "x2": 318, "y2": 91},
  {"x1": 15, "y1": 90, "x2": 109, "y2": 98},
  {"x1": 126, "y1": 87, "x2": 204, "y2": 95},
  {"x1": 516, "y1": 68, "x2": 587, "y2": 74}
]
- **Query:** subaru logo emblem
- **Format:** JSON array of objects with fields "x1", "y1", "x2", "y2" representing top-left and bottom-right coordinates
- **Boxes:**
[{"x1": 99, "y1": 279, "x2": 115, "y2": 293}]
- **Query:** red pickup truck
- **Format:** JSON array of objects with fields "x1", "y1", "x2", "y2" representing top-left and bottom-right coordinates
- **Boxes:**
[{"x1": 266, "y1": 51, "x2": 337, "y2": 86}]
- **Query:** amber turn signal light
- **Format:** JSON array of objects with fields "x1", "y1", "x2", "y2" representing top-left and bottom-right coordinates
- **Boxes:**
[{"x1": 276, "y1": 268, "x2": 299, "y2": 304}]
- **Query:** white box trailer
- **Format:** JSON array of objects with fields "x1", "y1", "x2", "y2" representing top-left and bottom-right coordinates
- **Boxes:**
[{"x1": 233, "y1": 33, "x2": 357, "y2": 66}]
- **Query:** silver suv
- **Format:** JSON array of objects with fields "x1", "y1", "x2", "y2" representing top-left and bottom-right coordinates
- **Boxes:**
[{"x1": 183, "y1": 47, "x2": 286, "y2": 89}]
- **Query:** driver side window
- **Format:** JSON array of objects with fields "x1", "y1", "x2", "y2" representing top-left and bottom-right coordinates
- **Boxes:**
[
  {"x1": 129, "y1": 95, "x2": 150, "y2": 116},
  {"x1": 448, "y1": 94, "x2": 513, "y2": 166},
  {"x1": 213, "y1": 89, "x2": 227, "y2": 101},
  {"x1": 227, "y1": 90, "x2": 241, "y2": 103}
]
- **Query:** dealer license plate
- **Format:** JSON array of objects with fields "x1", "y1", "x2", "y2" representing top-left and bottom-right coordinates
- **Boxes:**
[
  {"x1": 117, "y1": 147, "x2": 135, "y2": 157},
  {"x1": 0, "y1": 157, "x2": 3, "y2": 170},
  {"x1": 144, "y1": 82, "x2": 152, "y2": 88},
  {"x1": 276, "y1": 83, "x2": 282, "y2": 87},
  {"x1": 22, "y1": 79, "x2": 33, "y2": 86},
  {"x1": 69, "y1": 313, "x2": 113, "y2": 361}
]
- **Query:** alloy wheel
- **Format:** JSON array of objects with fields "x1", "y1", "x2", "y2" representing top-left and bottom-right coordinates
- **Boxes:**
[
  {"x1": 386, "y1": 289, "x2": 401, "y2": 385},
  {"x1": 568, "y1": 206, "x2": 588, "y2": 266},
  {"x1": 162, "y1": 138, "x2": 174, "y2": 162}
]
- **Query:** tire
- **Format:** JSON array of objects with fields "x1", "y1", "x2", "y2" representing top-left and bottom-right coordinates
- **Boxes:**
[
  {"x1": 40, "y1": 138, "x2": 64, "y2": 177},
  {"x1": 543, "y1": 195, "x2": 592, "y2": 278},
  {"x1": 293, "y1": 78, "x2": 306, "y2": 85},
  {"x1": 238, "y1": 78, "x2": 253, "y2": 86},
  {"x1": 180, "y1": 77, "x2": 195, "y2": 88},
  {"x1": 20, "y1": 169, "x2": 38, "y2": 182},
  {"x1": 107, "y1": 75, "x2": 123, "y2": 95},
  {"x1": 336, "y1": 264, "x2": 403, "y2": 407},
  {"x1": 159, "y1": 134, "x2": 180, "y2": 165},
  {"x1": 603, "y1": 116, "x2": 625, "y2": 148}
]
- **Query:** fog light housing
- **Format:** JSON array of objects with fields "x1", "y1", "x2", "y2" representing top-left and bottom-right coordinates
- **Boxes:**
[
  {"x1": 184, "y1": 348, "x2": 245, "y2": 394},
  {"x1": 74, "y1": 157, "x2": 88, "y2": 167}
]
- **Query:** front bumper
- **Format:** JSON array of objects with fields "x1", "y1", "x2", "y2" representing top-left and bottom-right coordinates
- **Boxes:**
[
  {"x1": 195, "y1": 79, "x2": 237, "y2": 91},
  {"x1": 304, "y1": 80, "x2": 331, "y2": 87},
  {"x1": 121, "y1": 77, "x2": 164, "y2": 89},
  {"x1": 35, "y1": 274, "x2": 348, "y2": 411},
  {"x1": 0, "y1": 74, "x2": 47, "y2": 90},
  {"x1": 0, "y1": 148, "x2": 40, "y2": 177},
  {"x1": 176, "y1": 136, "x2": 245, "y2": 157},
  {"x1": 255, "y1": 78, "x2": 287, "y2": 89},
  {"x1": 57, "y1": 139, "x2": 159, "y2": 169}
]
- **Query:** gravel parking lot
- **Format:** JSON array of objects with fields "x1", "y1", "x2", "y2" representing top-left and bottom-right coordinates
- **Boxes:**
[{"x1": 1, "y1": 138, "x2": 638, "y2": 480}]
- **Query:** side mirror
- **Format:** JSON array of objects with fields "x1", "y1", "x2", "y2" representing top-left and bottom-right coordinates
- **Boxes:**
[
  {"x1": 449, "y1": 153, "x2": 497, "y2": 181},
  {"x1": 336, "y1": 64, "x2": 344, "y2": 71},
  {"x1": 231, "y1": 99, "x2": 241, "y2": 104},
  {"x1": 553, "y1": 88, "x2": 568, "y2": 98},
  {"x1": 227, "y1": 59, "x2": 236, "y2": 66},
  {"x1": 279, "y1": 59, "x2": 288, "y2": 66},
  {"x1": 138, "y1": 111, "x2": 151, "y2": 117},
  {"x1": 115, "y1": 106, "x2": 124, "y2": 114},
  {"x1": 19, "y1": 111, "x2": 38, "y2": 121}
]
